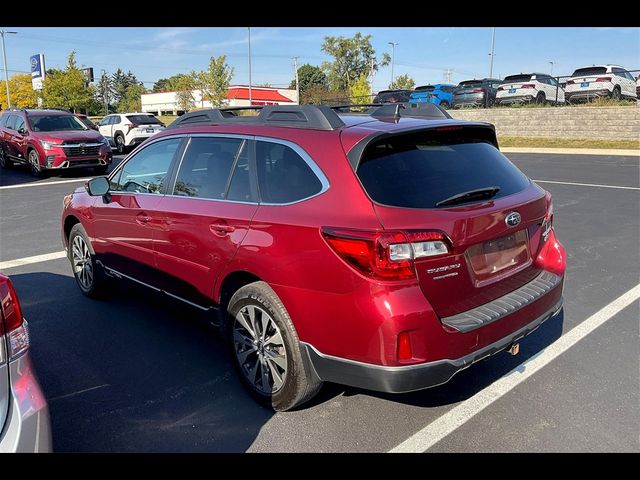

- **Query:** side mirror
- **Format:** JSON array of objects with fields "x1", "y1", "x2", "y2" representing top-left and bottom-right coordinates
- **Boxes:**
[
  {"x1": 87, "y1": 176, "x2": 110, "y2": 197},
  {"x1": 17, "y1": 127, "x2": 26, "y2": 135}
]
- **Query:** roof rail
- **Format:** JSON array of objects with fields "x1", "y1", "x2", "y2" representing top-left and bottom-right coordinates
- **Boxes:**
[
  {"x1": 167, "y1": 105, "x2": 346, "y2": 131},
  {"x1": 370, "y1": 102, "x2": 452, "y2": 120}
]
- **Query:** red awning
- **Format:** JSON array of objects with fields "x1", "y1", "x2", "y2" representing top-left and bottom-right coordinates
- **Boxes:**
[{"x1": 227, "y1": 88, "x2": 293, "y2": 102}]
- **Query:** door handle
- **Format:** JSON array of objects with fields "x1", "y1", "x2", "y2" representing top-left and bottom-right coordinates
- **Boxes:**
[{"x1": 210, "y1": 223, "x2": 235, "y2": 236}]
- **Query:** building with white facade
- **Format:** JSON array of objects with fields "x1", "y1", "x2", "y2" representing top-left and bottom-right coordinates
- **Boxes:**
[{"x1": 141, "y1": 85, "x2": 298, "y2": 115}]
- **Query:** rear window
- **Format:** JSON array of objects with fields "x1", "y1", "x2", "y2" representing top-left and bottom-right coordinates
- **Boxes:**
[
  {"x1": 571, "y1": 67, "x2": 607, "y2": 77},
  {"x1": 126, "y1": 115, "x2": 163, "y2": 125},
  {"x1": 458, "y1": 81, "x2": 482, "y2": 88},
  {"x1": 503, "y1": 75, "x2": 532, "y2": 83},
  {"x1": 356, "y1": 129, "x2": 530, "y2": 209},
  {"x1": 414, "y1": 85, "x2": 435, "y2": 91},
  {"x1": 375, "y1": 91, "x2": 413, "y2": 103}
]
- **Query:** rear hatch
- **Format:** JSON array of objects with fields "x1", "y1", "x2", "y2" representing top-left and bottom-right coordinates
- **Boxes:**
[
  {"x1": 410, "y1": 86, "x2": 435, "y2": 102},
  {"x1": 354, "y1": 125, "x2": 549, "y2": 318},
  {"x1": 499, "y1": 75, "x2": 534, "y2": 95},
  {"x1": 454, "y1": 81, "x2": 485, "y2": 98},
  {"x1": 126, "y1": 114, "x2": 165, "y2": 135},
  {"x1": 568, "y1": 67, "x2": 611, "y2": 88}
]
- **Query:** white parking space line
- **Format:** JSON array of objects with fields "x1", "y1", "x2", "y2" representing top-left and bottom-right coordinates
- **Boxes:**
[
  {"x1": 533, "y1": 179, "x2": 640, "y2": 191},
  {"x1": 0, "y1": 178, "x2": 91, "y2": 191},
  {"x1": 389, "y1": 283, "x2": 640, "y2": 453},
  {"x1": 0, "y1": 251, "x2": 67, "y2": 270}
]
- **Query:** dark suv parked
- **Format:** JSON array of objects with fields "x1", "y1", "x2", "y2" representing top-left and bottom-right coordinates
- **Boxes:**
[
  {"x1": 61, "y1": 104, "x2": 565, "y2": 411},
  {"x1": 373, "y1": 89, "x2": 414, "y2": 103},
  {"x1": 0, "y1": 109, "x2": 112, "y2": 177},
  {"x1": 452, "y1": 78, "x2": 503, "y2": 108}
]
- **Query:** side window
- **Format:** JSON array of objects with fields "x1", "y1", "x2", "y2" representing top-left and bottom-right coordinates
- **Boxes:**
[
  {"x1": 492, "y1": 83, "x2": 502, "y2": 89},
  {"x1": 5, "y1": 115, "x2": 17, "y2": 130},
  {"x1": 111, "y1": 116, "x2": 120, "y2": 125},
  {"x1": 624, "y1": 71, "x2": 634, "y2": 81},
  {"x1": 14, "y1": 116, "x2": 25, "y2": 132},
  {"x1": 548, "y1": 77, "x2": 558, "y2": 86},
  {"x1": 173, "y1": 136, "x2": 247, "y2": 200},
  {"x1": 612, "y1": 68, "x2": 623, "y2": 77},
  {"x1": 111, "y1": 138, "x2": 181, "y2": 194},
  {"x1": 0, "y1": 115, "x2": 6, "y2": 127},
  {"x1": 256, "y1": 141, "x2": 323, "y2": 204},
  {"x1": 99, "y1": 116, "x2": 110, "y2": 126},
  {"x1": 227, "y1": 142, "x2": 256, "y2": 202}
]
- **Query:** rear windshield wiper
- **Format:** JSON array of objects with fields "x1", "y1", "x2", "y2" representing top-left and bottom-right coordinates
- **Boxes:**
[{"x1": 435, "y1": 186, "x2": 501, "y2": 208}]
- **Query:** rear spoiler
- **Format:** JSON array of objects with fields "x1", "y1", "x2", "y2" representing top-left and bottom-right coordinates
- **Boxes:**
[{"x1": 345, "y1": 122, "x2": 499, "y2": 171}]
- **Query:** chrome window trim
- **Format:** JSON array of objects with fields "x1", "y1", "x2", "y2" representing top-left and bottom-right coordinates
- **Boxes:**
[{"x1": 254, "y1": 135, "x2": 330, "y2": 206}]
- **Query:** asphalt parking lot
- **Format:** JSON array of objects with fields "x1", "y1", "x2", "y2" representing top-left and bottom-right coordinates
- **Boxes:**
[{"x1": 0, "y1": 152, "x2": 638, "y2": 452}]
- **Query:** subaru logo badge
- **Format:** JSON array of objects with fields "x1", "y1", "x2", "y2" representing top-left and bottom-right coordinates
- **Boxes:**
[{"x1": 505, "y1": 212, "x2": 521, "y2": 227}]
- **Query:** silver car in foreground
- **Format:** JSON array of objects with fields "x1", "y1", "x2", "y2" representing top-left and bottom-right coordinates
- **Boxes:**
[{"x1": 0, "y1": 273, "x2": 52, "y2": 452}]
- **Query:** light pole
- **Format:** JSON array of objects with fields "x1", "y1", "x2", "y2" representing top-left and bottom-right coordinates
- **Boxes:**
[
  {"x1": 388, "y1": 42, "x2": 398, "y2": 88},
  {"x1": 293, "y1": 56, "x2": 300, "y2": 104},
  {"x1": 488, "y1": 27, "x2": 496, "y2": 78},
  {"x1": 248, "y1": 27, "x2": 252, "y2": 105},
  {"x1": 1, "y1": 30, "x2": 17, "y2": 109},
  {"x1": 549, "y1": 61, "x2": 555, "y2": 77}
]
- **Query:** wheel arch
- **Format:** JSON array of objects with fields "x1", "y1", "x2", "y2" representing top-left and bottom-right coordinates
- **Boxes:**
[{"x1": 63, "y1": 214, "x2": 81, "y2": 245}]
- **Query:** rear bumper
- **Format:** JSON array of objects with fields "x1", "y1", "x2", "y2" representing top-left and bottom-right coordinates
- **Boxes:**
[
  {"x1": 496, "y1": 94, "x2": 535, "y2": 104},
  {"x1": 452, "y1": 94, "x2": 486, "y2": 107},
  {"x1": 302, "y1": 285, "x2": 563, "y2": 394},
  {"x1": 565, "y1": 89, "x2": 610, "y2": 101},
  {"x1": 0, "y1": 346, "x2": 52, "y2": 452}
]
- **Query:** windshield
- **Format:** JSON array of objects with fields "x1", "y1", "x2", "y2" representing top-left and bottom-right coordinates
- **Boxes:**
[
  {"x1": 503, "y1": 75, "x2": 532, "y2": 83},
  {"x1": 29, "y1": 114, "x2": 87, "y2": 132},
  {"x1": 571, "y1": 67, "x2": 607, "y2": 77},
  {"x1": 356, "y1": 129, "x2": 530, "y2": 209},
  {"x1": 126, "y1": 115, "x2": 163, "y2": 125}
]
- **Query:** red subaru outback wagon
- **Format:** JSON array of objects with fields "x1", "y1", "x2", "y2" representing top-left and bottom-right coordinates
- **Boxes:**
[
  {"x1": 0, "y1": 108, "x2": 112, "y2": 177},
  {"x1": 61, "y1": 104, "x2": 565, "y2": 410}
]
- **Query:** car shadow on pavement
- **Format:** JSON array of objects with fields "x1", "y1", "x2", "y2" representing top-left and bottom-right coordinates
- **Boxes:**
[
  {"x1": 0, "y1": 165, "x2": 104, "y2": 187},
  {"x1": 307, "y1": 309, "x2": 565, "y2": 409},
  {"x1": 10, "y1": 271, "x2": 273, "y2": 452}
]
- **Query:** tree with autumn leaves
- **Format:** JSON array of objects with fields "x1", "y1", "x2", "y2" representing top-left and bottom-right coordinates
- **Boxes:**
[{"x1": 0, "y1": 74, "x2": 38, "y2": 109}]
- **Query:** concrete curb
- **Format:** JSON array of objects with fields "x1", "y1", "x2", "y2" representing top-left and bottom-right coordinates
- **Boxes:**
[{"x1": 500, "y1": 147, "x2": 640, "y2": 156}]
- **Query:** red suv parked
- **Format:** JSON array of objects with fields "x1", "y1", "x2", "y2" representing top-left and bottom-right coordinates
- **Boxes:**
[
  {"x1": 0, "y1": 109, "x2": 112, "y2": 177},
  {"x1": 60, "y1": 104, "x2": 565, "y2": 411}
]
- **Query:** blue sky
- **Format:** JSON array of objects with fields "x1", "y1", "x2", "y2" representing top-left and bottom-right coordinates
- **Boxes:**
[{"x1": 2, "y1": 27, "x2": 639, "y2": 91}]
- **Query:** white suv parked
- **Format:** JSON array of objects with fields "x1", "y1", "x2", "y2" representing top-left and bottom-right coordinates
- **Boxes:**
[
  {"x1": 565, "y1": 65, "x2": 637, "y2": 103},
  {"x1": 496, "y1": 73, "x2": 565, "y2": 105},
  {"x1": 98, "y1": 113, "x2": 165, "y2": 154}
]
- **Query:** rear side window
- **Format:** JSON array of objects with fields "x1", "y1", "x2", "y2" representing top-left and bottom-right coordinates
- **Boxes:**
[
  {"x1": 5, "y1": 115, "x2": 17, "y2": 130},
  {"x1": 173, "y1": 136, "x2": 252, "y2": 201},
  {"x1": 0, "y1": 114, "x2": 7, "y2": 127},
  {"x1": 356, "y1": 129, "x2": 530, "y2": 209},
  {"x1": 256, "y1": 141, "x2": 323, "y2": 204}
]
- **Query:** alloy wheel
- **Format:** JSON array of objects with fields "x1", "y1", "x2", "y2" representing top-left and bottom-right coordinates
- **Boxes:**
[
  {"x1": 116, "y1": 136, "x2": 125, "y2": 154},
  {"x1": 233, "y1": 304, "x2": 288, "y2": 395},
  {"x1": 71, "y1": 235, "x2": 94, "y2": 290},
  {"x1": 28, "y1": 150, "x2": 41, "y2": 175}
]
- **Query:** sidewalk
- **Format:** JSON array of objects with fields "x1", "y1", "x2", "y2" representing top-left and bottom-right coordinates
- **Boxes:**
[{"x1": 500, "y1": 147, "x2": 640, "y2": 156}]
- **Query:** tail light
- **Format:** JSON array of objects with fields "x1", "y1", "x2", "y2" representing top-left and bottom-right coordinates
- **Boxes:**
[
  {"x1": 471, "y1": 88, "x2": 485, "y2": 93},
  {"x1": 497, "y1": 86, "x2": 504, "y2": 91},
  {"x1": 321, "y1": 228, "x2": 450, "y2": 281},
  {"x1": 521, "y1": 84, "x2": 535, "y2": 89},
  {"x1": 125, "y1": 122, "x2": 137, "y2": 133},
  {"x1": 0, "y1": 277, "x2": 29, "y2": 362},
  {"x1": 566, "y1": 80, "x2": 575, "y2": 85},
  {"x1": 541, "y1": 194, "x2": 554, "y2": 243},
  {"x1": 595, "y1": 77, "x2": 611, "y2": 83}
]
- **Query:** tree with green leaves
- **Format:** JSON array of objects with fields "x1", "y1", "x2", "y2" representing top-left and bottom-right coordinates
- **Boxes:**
[
  {"x1": 390, "y1": 74, "x2": 415, "y2": 90},
  {"x1": 118, "y1": 84, "x2": 146, "y2": 112},
  {"x1": 349, "y1": 73, "x2": 372, "y2": 104},
  {"x1": 321, "y1": 33, "x2": 390, "y2": 91},
  {"x1": 196, "y1": 55, "x2": 234, "y2": 108},
  {"x1": 95, "y1": 71, "x2": 114, "y2": 115},
  {"x1": 174, "y1": 74, "x2": 196, "y2": 112},
  {"x1": 112, "y1": 68, "x2": 143, "y2": 110},
  {"x1": 152, "y1": 74, "x2": 192, "y2": 93},
  {"x1": 290, "y1": 64, "x2": 328, "y2": 96},
  {"x1": 41, "y1": 51, "x2": 94, "y2": 113}
]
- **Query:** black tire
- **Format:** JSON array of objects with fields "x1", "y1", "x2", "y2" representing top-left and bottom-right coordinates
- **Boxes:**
[
  {"x1": 0, "y1": 145, "x2": 13, "y2": 168},
  {"x1": 227, "y1": 281, "x2": 323, "y2": 411},
  {"x1": 68, "y1": 223, "x2": 108, "y2": 298},
  {"x1": 610, "y1": 86, "x2": 621, "y2": 100},
  {"x1": 115, "y1": 134, "x2": 127, "y2": 155},
  {"x1": 535, "y1": 92, "x2": 546, "y2": 104},
  {"x1": 27, "y1": 148, "x2": 46, "y2": 178}
]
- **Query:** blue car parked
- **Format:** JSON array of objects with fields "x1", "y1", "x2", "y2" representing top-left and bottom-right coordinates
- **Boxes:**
[{"x1": 409, "y1": 84, "x2": 457, "y2": 108}]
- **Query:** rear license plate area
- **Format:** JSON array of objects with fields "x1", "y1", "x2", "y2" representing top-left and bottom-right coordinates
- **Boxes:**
[{"x1": 465, "y1": 229, "x2": 531, "y2": 287}]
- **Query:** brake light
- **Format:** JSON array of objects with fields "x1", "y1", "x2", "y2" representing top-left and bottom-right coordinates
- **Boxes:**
[
  {"x1": 541, "y1": 195, "x2": 554, "y2": 242},
  {"x1": 472, "y1": 88, "x2": 485, "y2": 93},
  {"x1": 566, "y1": 80, "x2": 575, "y2": 85},
  {"x1": 595, "y1": 77, "x2": 611, "y2": 83},
  {"x1": 321, "y1": 228, "x2": 450, "y2": 281},
  {"x1": 125, "y1": 122, "x2": 136, "y2": 133},
  {"x1": 0, "y1": 277, "x2": 29, "y2": 361},
  {"x1": 521, "y1": 84, "x2": 535, "y2": 89},
  {"x1": 497, "y1": 86, "x2": 504, "y2": 91}
]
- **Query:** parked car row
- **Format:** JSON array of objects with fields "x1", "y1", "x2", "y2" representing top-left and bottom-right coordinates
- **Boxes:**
[
  {"x1": 376, "y1": 64, "x2": 638, "y2": 109},
  {"x1": 0, "y1": 109, "x2": 166, "y2": 177}
]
